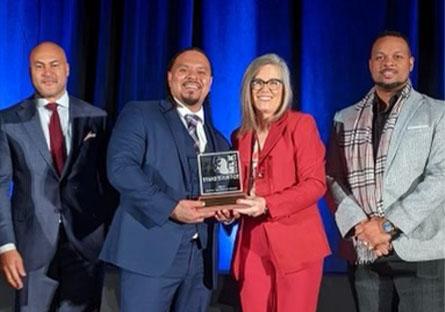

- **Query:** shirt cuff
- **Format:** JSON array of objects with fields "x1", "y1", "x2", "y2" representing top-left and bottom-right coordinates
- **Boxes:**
[{"x1": 0, "y1": 243, "x2": 16, "y2": 254}]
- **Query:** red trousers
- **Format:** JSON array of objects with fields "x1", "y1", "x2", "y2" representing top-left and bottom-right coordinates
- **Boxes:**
[{"x1": 237, "y1": 222, "x2": 323, "y2": 312}]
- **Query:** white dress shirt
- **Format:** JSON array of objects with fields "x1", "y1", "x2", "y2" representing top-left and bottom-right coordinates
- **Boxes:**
[
  {"x1": 175, "y1": 98, "x2": 207, "y2": 153},
  {"x1": 174, "y1": 99, "x2": 207, "y2": 239},
  {"x1": 0, "y1": 91, "x2": 71, "y2": 254},
  {"x1": 36, "y1": 91, "x2": 72, "y2": 155}
]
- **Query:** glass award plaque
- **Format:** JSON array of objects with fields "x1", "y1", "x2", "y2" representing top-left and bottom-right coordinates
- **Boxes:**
[{"x1": 197, "y1": 150, "x2": 246, "y2": 208}]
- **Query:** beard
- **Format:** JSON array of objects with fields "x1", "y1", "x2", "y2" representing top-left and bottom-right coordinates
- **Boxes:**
[
  {"x1": 181, "y1": 95, "x2": 200, "y2": 106},
  {"x1": 180, "y1": 89, "x2": 206, "y2": 107},
  {"x1": 374, "y1": 79, "x2": 408, "y2": 91}
]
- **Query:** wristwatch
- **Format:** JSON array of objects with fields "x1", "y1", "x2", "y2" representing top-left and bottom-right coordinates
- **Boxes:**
[{"x1": 382, "y1": 219, "x2": 399, "y2": 239}]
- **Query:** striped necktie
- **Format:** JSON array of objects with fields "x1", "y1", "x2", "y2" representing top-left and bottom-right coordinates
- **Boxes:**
[{"x1": 184, "y1": 114, "x2": 201, "y2": 153}]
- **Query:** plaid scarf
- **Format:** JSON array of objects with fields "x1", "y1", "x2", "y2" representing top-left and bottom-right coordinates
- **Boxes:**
[{"x1": 342, "y1": 82, "x2": 412, "y2": 263}]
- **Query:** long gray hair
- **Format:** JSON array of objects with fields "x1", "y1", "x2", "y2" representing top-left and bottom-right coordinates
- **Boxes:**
[{"x1": 238, "y1": 53, "x2": 293, "y2": 135}]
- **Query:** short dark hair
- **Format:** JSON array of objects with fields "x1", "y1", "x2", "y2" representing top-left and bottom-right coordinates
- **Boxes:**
[
  {"x1": 166, "y1": 47, "x2": 213, "y2": 74},
  {"x1": 371, "y1": 30, "x2": 412, "y2": 55}
]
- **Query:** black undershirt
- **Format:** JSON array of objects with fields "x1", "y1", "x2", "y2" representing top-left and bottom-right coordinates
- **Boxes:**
[{"x1": 372, "y1": 92, "x2": 402, "y2": 159}]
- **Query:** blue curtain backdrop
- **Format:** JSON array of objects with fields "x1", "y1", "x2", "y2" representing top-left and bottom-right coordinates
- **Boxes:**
[{"x1": 0, "y1": 0, "x2": 443, "y2": 272}]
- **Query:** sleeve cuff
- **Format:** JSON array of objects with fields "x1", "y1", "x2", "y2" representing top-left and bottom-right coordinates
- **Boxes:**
[
  {"x1": 335, "y1": 197, "x2": 368, "y2": 237},
  {"x1": 0, "y1": 243, "x2": 16, "y2": 254}
]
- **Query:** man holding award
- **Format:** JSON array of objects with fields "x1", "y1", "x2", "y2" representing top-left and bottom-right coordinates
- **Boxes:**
[{"x1": 100, "y1": 48, "x2": 231, "y2": 311}]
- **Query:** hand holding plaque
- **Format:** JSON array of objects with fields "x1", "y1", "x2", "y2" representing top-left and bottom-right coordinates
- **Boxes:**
[{"x1": 197, "y1": 151, "x2": 247, "y2": 210}]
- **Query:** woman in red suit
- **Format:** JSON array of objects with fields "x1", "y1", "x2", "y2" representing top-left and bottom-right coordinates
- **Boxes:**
[{"x1": 231, "y1": 54, "x2": 331, "y2": 312}]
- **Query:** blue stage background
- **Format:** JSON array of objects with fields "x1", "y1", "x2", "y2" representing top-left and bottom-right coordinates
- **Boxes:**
[{"x1": 0, "y1": 0, "x2": 443, "y2": 273}]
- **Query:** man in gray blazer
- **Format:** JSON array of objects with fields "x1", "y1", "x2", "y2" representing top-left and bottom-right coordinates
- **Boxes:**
[
  {"x1": 0, "y1": 42, "x2": 113, "y2": 311},
  {"x1": 327, "y1": 31, "x2": 444, "y2": 311}
]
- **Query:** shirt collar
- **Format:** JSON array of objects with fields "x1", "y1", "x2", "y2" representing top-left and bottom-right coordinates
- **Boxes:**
[
  {"x1": 373, "y1": 89, "x2": 402, "y2": 114},
  {"x1": 174, "y1": 97, "x2": 205, "y2": 124},
  {"x1": 36, "y1": 91, "x2": 69, "y2": 109}
]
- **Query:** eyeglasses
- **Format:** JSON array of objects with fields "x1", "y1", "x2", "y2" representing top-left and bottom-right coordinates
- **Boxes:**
[{"x1": 250, "y1": 79, "x2": 283, "y2": 91}]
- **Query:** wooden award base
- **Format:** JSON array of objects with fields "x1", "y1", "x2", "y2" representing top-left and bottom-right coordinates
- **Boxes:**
[{"x1": 198, "y1": 192, "x2": 247, "y2": 211}]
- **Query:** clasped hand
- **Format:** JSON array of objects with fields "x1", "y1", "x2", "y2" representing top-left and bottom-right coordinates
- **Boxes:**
[{"x1": 354, "y1": 217, "x2": 392, "y2": 258}]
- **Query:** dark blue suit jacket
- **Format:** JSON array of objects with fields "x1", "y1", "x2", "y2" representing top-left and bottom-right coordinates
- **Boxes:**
[
  {"x1": 100, "y1": 99, "x2": 229, "y2": 288},
  {"x1": 0, "y1": 96, "x2": 111, "y2": 271}
]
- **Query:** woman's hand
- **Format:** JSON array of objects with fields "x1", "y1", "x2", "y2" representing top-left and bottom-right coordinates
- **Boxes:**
[
  {"x1": 234, "y1": 196, "x2": 268, "y2": 217},
  {"x1": 215, "y1": 208, "x2": 241, "y2": 224}
]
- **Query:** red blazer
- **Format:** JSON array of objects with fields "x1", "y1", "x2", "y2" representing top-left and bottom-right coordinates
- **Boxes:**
[{"x1": 231, "y1": 110, "x2": 331, "y2": 277}]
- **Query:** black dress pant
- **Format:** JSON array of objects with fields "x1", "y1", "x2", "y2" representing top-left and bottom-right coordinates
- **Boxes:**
[{"x1": 351, "y1": 252, "x2": 444, "y2": 312}]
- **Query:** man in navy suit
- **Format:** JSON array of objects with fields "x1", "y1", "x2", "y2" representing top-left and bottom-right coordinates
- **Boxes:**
[
  {"x1": 100, "y1": 48, "x2": 230, "y2": 311},
  {"x1": 0, "y1": 42, "x2": 112, "y2": 311}
]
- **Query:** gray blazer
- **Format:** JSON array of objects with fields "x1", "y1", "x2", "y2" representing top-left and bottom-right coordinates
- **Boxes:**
[
  {"x1": 327, "y1": 89, "x2": 445, "y2": 262},
  {"x1": 0, "y1": 96, "x2": 112, "y2": 271}
]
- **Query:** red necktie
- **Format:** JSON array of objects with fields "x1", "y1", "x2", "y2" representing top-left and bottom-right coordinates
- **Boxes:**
[{"x1": 46, "y1": 103, "x2": 66, "y2": 176}]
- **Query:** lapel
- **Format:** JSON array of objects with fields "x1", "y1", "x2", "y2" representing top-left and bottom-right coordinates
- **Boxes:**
[
  {"x1": 258, "y1": 111, "x2": 289, "y2": 164},
  {"x1": 385, "y1": 90, "x2": 424, "y2": 174},
  {"x1": 203, "y1": 121, "x2": 219, "y2": 152},
  {"x1": 160, "y1": 99, "x2": 192, "y2": 175},
  {"x1": 237, "y1": 131, "x2": 254, "y2": 187},
  {"x1": 236, "y1": 113, "x2": 288, "y2": 186},
  {"x1": 237, "y1": 131, "x2": 253, "y2": 163},
  {"x1": 60, "y1": 97, "x2": 89, "y2": 179},
  {"x1": 16, "y1": 99, "x2": 59, "y2": 177}
]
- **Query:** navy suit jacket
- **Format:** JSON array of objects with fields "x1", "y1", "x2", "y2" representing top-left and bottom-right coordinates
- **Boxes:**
[
  {"x1": 100, "y1": 99, "x2": 229, "y2": 288},
  {"x1": 0, "y1": 96, "x2": 112, "y2": 271}
]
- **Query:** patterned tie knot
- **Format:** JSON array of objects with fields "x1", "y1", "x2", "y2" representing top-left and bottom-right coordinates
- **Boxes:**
[
  {"x1": 184, "y1": 114, "x2": 201, "y2": 128},
  {"x1": 45, "y1": 103, "x2": 58, "y2": 112}
]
